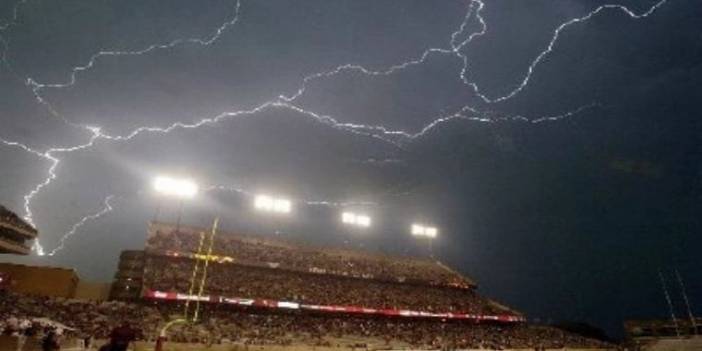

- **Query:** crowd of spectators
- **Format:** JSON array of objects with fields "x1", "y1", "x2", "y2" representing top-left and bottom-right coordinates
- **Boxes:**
[
  {"x1": 0, "y1": 317, "x2": 65, "y2": 351},
  {"x1": 0, "y1": 291, "x2": 610, "y2": 350},
  {"x1": 143, "y1": 256, "x2": 503, "y2": 315},
  {"x1": 0, "y1": 206, "x2": 35, "y2": 234},
  {"x1": 0, "y1": 290, "x2": 158, "y2": 341},
  {"x1": 146, "y1": 225, "x2": 471, "y2": 288},
  {"x1": 154, "y1": 303, "x2": 539, "y2": 348}
]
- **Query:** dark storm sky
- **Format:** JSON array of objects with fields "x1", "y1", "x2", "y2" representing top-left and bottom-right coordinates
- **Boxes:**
[{"x1": 1, "y1": 0, "x2": 701, "y2": 337}]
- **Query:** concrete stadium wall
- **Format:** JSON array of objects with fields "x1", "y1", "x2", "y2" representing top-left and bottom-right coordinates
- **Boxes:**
[
  {"x1": 0, "y1": 262, "x2": 78, "y2": 298},
  {"x1": 74, "y1": 281, "x2": 111, "y2": 301}
]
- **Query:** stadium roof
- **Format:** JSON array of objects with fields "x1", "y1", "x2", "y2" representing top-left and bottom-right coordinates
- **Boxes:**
[{"x1": 0, "y1": 205, "x2": 38, "y2": 255}]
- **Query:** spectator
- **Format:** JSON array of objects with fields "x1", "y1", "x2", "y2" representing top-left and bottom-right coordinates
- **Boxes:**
[
  {"x1": 0, "y1": 290, "x2": 610, "y2": 350},
  {"x1": 143, "y1": 255, "x2": 499, "y2": 315},
  {"x1": 83, "y1": 334, "x2": 92, "y2": 350},
  {"x1": 106, "y1": 322, "x2": 136, "y2": 351},
  {"x1": 42, "y1": 329, "x2": 60, "y2": 351},
  {"x1": 15, "y1": 318, "x2": 31, "y2": 351},
  {"x1": 145, "y1": 226, "x2": 473, "y2": 289}
]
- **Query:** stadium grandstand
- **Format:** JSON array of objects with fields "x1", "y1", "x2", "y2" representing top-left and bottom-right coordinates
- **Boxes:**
[
  {"x1": 145, "y1": 221, "x2": 475, "y2": 289},
  {"x1": 0, "y1": 205, "x2": 37, "y2": 255},
  {"x1": 110, "y1": 250, "x2": 146, "y2": 300},
  {"x1": 95, "y1": 221, "x2": 611, "y2": 349},
  {"x1": 0, "y1": 220, "x2": 613, "y2": 350},
  {"x1": 131, "y1": 222, "x2": 510, "y2": 318}
]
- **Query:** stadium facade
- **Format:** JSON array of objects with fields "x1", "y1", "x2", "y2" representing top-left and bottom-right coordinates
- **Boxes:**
[
  {"x1": 0, "y1": 205, "x2": 37, "y2": 255},
  {"x1": 0, "y1": 220, "x2": 614, "y2": 349},
  {"x1": 0, "y1": 262, "x2": 111, "y2": 299},
  {"x1": 0, "y1": 262, "x2": 78, "y2": 298}
]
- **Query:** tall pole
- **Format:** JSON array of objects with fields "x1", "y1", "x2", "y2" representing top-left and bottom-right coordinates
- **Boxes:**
[
  {"x1": 152, "y1": 199, "x2": 163, "y2": 223},
  {"x1": 175, "y1": 200, "x2": 184, "y2": 233},
  {"x1": 344, "y1": 227, "x2": 352, "y2": 248},
  {"x1": 675, "y1": 269, "x2": 698, "y2": 335},
  {"x1": 430, "y1": 238, "x2": 434, "y2": 258}
]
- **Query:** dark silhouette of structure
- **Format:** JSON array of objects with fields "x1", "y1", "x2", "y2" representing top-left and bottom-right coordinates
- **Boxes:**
[{"x1": 0, "y1": 205, "x2": 37, "y2": 255}]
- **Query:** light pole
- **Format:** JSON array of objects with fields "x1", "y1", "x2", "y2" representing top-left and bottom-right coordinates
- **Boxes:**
[
  {"x1": 254, "y1": 194, "x2": 291, "y2": 214},
  {"x1": 152, "y1": 176, "x2": 198, "y2": 231},
  {"x1": 253, "y1": 194, "x2": 291, "y2": 235},
  {"x1": 341, "y1": 212, "x2": 371, "y2": 248},
  {"x1": 151, "y1": 175, "x2": 200, "y2": 346},
  {"x1": 411, "y1": 223, "x2": 438, "y2": 258}
]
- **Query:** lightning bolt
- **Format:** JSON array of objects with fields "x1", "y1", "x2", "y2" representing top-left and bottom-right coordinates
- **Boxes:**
[
  {"x1": 1, "y1": 0, "x2": 669, "y2": 254},
  {"x1": 326, "y1": 102, "x2": 602, "y2": 143},
  {"x1": 282, "y1": 0, "x2": 668, "y2": 105},
  {"x1": 279, "y1": 0, "x2": 486, "y2": 104},
  {"x1": 47, "y1": 195, "x2": 116, "y2": 256},
  {"x1": 39, "y1": 179, "x2": 380, "y2": 256},
  {"x1": 25, "y1": 0, "x2": 241, "y2": 93},
  {"x1": 0, "y1": 130, "x2": 103, "y2": 255},
  {"x1": 0, "y1": 136, "x2": 49, "y2": 159},
  {"x1": 461, "y1": 0, "x2": 670, "y2": 103},
  {"x1": 21, "y1": 130, "x2": 102, "y2": 222}
]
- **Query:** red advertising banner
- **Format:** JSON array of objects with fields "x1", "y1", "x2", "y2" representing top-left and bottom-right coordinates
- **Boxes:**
[{"x1": 143, "y1": 289, "x2": 525, "y2": 323}]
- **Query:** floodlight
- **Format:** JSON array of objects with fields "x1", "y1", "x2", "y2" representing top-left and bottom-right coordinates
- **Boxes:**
[
  {"x1": 411, "y1": 223, "x2": 438, "y2": 238},
  {"x1": 341, "y1": 211, "x2": 371, "y2": 228},
  {"x1": 254, "y1": 194, "x2": 291, "y2": 214},
  {"x1": 254, "y1": 195, "x2": 273, "y2": 210},
  {"x1": 153, "y1": 176, "x2": 198, "y2": 198},
  {"x1": 425, "y1": 227, "x2": 438, "y2": 238},
  {"x1": 341, "y1": 212, "x2": 355, "y2": 224},
  {"x1": 356, "y1": 215, "x2": 371, "y2": 227},
  {"x1": 273, "y1": 199, "x2": 291, "y2": 213}
]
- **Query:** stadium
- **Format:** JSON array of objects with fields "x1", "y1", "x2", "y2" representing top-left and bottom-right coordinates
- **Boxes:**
[
  {"x1": 1, "y1": 0, "x2": 700, "y2": 349},
  {"x1": 2, "y1": 220, "x2": 613, "y2": 350}
]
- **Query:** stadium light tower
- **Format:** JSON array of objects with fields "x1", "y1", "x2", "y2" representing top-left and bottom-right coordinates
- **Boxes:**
[
  {"x1": 153, "y1": 176, "x2": 199, "y2": 199},
  {"x1": 341, "y1": 212, "x2": 372, "y2": 228},
  {"x1": 253, "y1": 194, "x2": 292, "y2": 214},
  {"x1": 152, "y1": 175, "x2": 199, "y2": 229},
  {"x1": 411, "y1": 223, "x2": 438, "y2": 257},
  {"x1": 411, "y1": 223, "x2": 438, "y2": 238},
  {"x1": 340, "y1": 211, "x2": 372, "y2": 249},
  {"x1": 253, "y1": 194, "x2": 291, "y2": 236}
]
